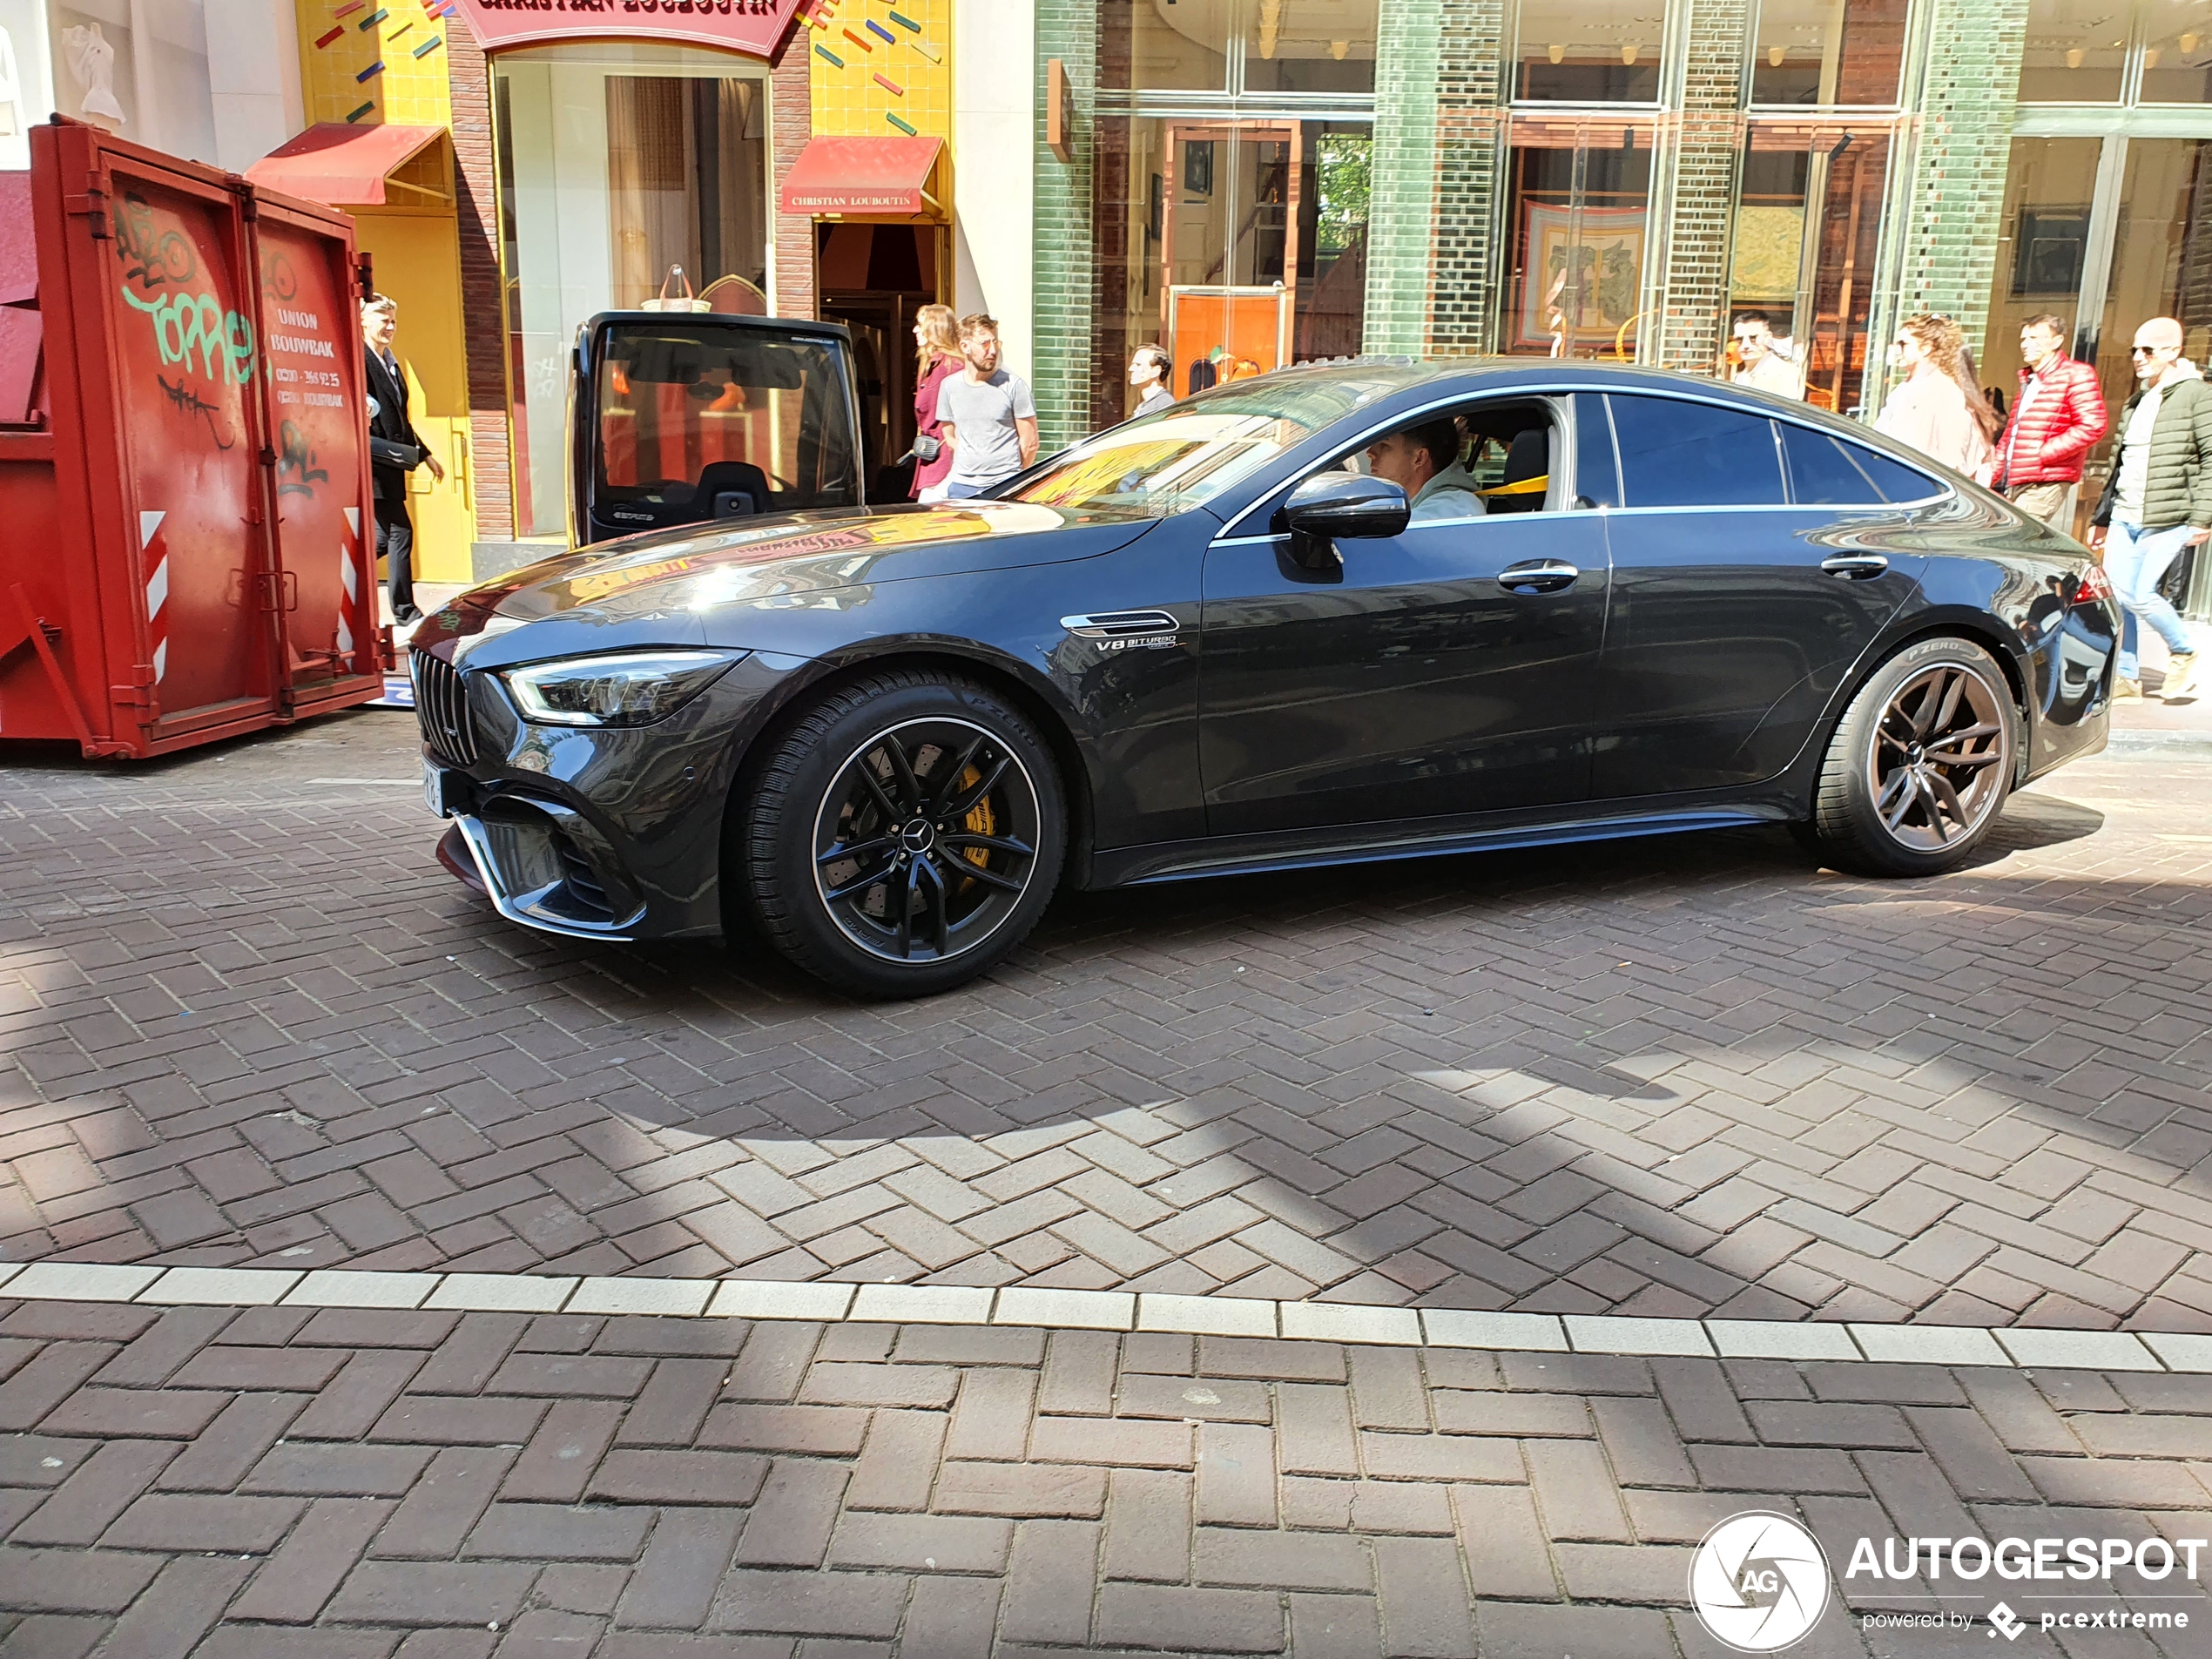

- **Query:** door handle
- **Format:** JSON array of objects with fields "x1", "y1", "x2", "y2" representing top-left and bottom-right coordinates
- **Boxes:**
[
  {"x1": 1498, "y1": 559, "x2": 1579, "y2": 594},
  {"x1": 1821, "y1": 554, "x2": 1889, "y2": 579}
]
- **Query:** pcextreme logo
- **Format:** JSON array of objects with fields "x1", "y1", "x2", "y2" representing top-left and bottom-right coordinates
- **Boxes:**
[{"x1": 1689, "y1": 1513, "x2": 1832, "y2": 1652}]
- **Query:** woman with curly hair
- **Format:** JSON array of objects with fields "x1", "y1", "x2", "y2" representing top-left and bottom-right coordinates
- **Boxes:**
[{"x1": 1874, "y1": 313, "x2": 2000, "y2": 478}]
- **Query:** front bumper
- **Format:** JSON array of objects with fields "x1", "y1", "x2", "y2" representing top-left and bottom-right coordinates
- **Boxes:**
[{"x1": 415, "y1": 647, "x2": 813, "y2": 941}]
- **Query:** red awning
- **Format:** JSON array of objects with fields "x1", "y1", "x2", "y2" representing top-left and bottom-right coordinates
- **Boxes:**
[
  {"x1": 779, "y1": 136, "x2": 944, "y2": 219},
  {"x1": 245, "y1": 124, "x2": 446, "y2": 207}
]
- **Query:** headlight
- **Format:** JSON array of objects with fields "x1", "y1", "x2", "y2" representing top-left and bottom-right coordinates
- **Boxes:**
[{"x1": 501, "y1": 649, "x2": 746, "y2": 727}]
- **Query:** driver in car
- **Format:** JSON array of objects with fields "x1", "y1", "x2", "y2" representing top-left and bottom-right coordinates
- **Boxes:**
[{"x1": 1366, "y1": 418, "x2": 1485, "y2": 521}]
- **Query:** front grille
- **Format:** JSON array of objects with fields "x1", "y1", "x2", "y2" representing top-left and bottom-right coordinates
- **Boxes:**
[{"x1": 412, "y1": 651, "x2": 480, "y2": 765}]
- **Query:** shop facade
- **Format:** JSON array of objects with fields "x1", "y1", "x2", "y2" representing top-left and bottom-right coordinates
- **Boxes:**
[
  {"x1": 1038, "y1": 0, "x2": 2212, "y2": 600},
  {"x1": 247, "y1": 0, "x2": 967, "y2": 576}
]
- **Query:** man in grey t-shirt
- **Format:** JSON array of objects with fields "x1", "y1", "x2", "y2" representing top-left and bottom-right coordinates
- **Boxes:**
[{"x1": 935, "y1": 314, "x2": 1038, "y2": 497}]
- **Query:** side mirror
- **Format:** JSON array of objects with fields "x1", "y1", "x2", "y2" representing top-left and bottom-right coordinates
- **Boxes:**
[{"x1": 1281, "y1": 471, "x2": 1410, "y2": 568}]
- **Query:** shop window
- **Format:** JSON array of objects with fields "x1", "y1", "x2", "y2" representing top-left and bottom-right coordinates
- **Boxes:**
[
  {"x1": 2141, "y1": 0, "x2": 2212, "y2": 101},
  {"x1": 1241, "y1": 0, "x2": 1379, "y2": 94},
  {"x1": 1728, "y1": 125, "x2": 1892, "y2": 415},
  {"x1": 1514, "y1": 0, "x2": 1668, "y2": 102},
  {"x1": 1748, "y1": 0, "x2": 1907, "y2": 107},
  {"x1": 1104, "y1": 0, "x2": 1377, "y2": 96},
  {"x1": 2019, "y1": 0, "x2": 2130, "y2": 102},
  {"x1": 495, "y1": 44, "x2": 769, "y2": 539},
  {"x1": 1500, "y1": 125, "x2": 1653, "y2": 358},
  {"x1": 1982, "y1": 137, "x2": 2102, "y2": 398},
  {"x1": 1091, "y1": 118, "x2": 1372, "y2": 428}
]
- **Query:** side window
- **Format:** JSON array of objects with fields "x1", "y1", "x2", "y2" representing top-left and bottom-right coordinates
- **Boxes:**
[
  {"x1": 1574, "y1": 393, "x2": 1619, "y2": 508},
  {"x1": 1455, "y1": 401, "x2": 1557, "y2": 516},
  {"x1": 1779, "y1": 423, "x2": 1938, "y2": 505},
  {"x1": 1608, "y1": 395, "x2": 1787, "y2": 509}
]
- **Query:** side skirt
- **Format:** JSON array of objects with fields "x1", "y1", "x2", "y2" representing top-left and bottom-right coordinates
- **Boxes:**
[{"x1": 1093, "y1": 806, "x2": 1790, "y2": 889}]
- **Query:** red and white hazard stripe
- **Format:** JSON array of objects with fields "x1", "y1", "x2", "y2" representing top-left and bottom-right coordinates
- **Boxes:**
[
  {"x1": 139, "y1": 510, "x2": 168, "y2": 683},
  {"x1": 340, "y1": 505, "x2": 361, "y2": 658}
]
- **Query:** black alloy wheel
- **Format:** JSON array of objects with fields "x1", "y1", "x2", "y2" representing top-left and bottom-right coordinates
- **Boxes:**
[
  {"x1": 743, "y1": 671, "x2": 1065, "y2": 996},
  {"x1": 1801, "y1": 636, "x2": 2018, "y2": 877}
]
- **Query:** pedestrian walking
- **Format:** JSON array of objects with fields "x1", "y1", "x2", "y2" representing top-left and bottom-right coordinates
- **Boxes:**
[
  {"x1": 361, "y1": 293, "x2": 442, "y2": 628},
  {"x1": 909, "y1": 303, "x2": 961, "y2": 502},
  {"x1": 1875, "y1": 314, "x2": 1999, "y2": 477},
  {"x1": 1730, "y1": 312, "x2": 1804, "y2": 400},
  {"x1": 935, "y1": 314, "x2": 1037, "y2": 499},
  {"x1": 2090, "y1": 316, "x2": 2207, "y2": 702},
  {"x1": 1993, "y1": 314, "x2": 2107, "y2": 534},
  {"x1": 1129, "y1": 342, "x2": 1174, "y2": 416}
]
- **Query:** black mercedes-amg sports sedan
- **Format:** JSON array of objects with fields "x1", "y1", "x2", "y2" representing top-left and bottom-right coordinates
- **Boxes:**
[{"x1": 411, "y1": 357, "x2": 2118, "y2": 997}]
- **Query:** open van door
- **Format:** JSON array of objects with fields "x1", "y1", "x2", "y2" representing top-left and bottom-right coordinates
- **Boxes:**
[{"x1": 570, "y1": 312, "x2": 866, "y2": 548}]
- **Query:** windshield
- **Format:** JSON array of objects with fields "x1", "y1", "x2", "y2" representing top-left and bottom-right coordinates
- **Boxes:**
[
  {"x1": 1002, "y1": 373, "x2": 1407, "y2": 517},
  {"x1": 591, "y1": 322, "x2": 859, "y2": 518}
]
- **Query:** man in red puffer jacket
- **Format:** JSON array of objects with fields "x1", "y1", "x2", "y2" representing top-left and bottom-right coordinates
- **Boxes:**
[{"x1": 1993, "y1": 314, "x2": 2109, "y2": 534}]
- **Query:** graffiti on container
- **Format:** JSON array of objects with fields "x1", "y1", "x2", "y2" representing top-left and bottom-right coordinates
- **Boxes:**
[
  {"x1": 157, "y1": 374, "x2": 237, "y2": 450},
  {"x1": 112, "y1": 196, "x2": 197, "y2": 290},
  {"x1": 276, "y1": 420, "x2": 330, "y2": 496},
  {"x1": 121, "y1": 286, "x2": 258, "y2": 386},
  {"x1": 262, "y1": 248, "x2": 300, "y2": 304}
]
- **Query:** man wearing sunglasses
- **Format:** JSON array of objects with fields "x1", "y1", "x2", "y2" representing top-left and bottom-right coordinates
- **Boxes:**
[{"x1": 2091, "y1": 318, "x2": 2206, "y2": 701}]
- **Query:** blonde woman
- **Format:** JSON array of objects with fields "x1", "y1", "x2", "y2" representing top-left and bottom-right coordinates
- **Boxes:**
[
  {"x1": 910, "y1": 303, "x2": 961, "y2": 502},
  {"x1": 1874, "y1": 314, "x2": 2000, "y2": 478}
]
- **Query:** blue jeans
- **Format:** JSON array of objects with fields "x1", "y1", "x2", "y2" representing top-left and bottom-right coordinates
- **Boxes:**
[
  {"x1": 944, "y1": 480, "x2": 984, "y2": 500},
  {"x1": 2106, "y1": 520, "x2": 2196, "y2": 679}
]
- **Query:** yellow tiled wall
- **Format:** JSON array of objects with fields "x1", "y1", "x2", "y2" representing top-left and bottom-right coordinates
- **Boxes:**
[
  {"x1": 297, "y1": 0, "x2": 455, "y2": 125},
  {"x1": 806, "y1": 0, "x2": 949, "y2": 141}
]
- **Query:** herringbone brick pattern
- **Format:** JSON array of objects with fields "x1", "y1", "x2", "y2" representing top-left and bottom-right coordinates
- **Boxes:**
[
  {"x1": 0, "y1": 1295, "x2": 2207, "y2": 1653},
  {"x1": 3, "y1": 721, "x2": 2210, "y2": 1328}
]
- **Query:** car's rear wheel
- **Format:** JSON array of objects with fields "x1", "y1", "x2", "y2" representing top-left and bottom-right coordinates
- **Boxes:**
[
  {"x1": 1800, "y1": 637, "x2": 2018, "y2": 877},
  {"x1": 742, "y1": 671, "x2": 1065, "y2": 997}
]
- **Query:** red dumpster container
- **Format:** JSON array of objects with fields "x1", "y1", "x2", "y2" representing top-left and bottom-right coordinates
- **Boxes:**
[{"x1": 0, "y1": 118, "x2": 381, "y2": 760}]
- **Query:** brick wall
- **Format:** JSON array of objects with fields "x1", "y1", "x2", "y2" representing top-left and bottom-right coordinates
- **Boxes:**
[
  {"x1": 444, "y1": 13, "x2": 512, "y2": 542},
  {"x1": 771, "y1": 25, "x2": 814, "y2": 321},
  {"x1": 1653, "y1": 0, "x2": 1749, "y2": 372},
  {"x1": 1031, "y1": 0, "x2": 1096, "y2": 452},
  {"x1": 1889, "y1": 0, "x2": 2033, "y2": 376},
  {"x1": 1361, "y1": 0, "x2": 1442, "y2": 356},
  {"x1": 1425, "y1": 0, "x2": 1508, "y2": 356}
]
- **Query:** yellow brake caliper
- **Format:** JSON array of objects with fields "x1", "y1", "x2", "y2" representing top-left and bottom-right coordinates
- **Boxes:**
[{"x1": 957, "y1": 765, "x2": 994, "y2": 875}]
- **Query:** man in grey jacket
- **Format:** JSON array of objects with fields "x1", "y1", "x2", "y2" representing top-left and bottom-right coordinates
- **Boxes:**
[{"x1": 2091, "y1": 317, "x2": 2206, "y2": 701}]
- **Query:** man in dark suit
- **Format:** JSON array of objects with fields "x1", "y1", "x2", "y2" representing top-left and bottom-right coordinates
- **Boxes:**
[{"x1": 361, "y1": 293, "x2": 443, "y2": 626}]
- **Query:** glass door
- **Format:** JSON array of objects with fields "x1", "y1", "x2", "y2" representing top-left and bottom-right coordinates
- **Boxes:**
[
  {"x1": 1733, "y1": 122, "x2": 1894, "y2": 414},
  {"x1": 1501, "y1": 118, "x2": 1657, "y2": 359}
]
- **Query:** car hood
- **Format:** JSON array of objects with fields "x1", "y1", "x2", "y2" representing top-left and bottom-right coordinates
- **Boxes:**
[{"x1": 417, "y1": 500, "x2": 1161, "y2": 666}]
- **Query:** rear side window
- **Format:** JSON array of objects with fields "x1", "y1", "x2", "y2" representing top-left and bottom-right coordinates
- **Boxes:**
[
  {"x1": 1574, "y1": 392, "x2": 1620, "y2": 508},
  {"x1": 1608, "y1": 395, "x2": 1787, "y2": 508},
  {"x1": 1779, "y1": 422, "x2": 1939, "y2": 505}
]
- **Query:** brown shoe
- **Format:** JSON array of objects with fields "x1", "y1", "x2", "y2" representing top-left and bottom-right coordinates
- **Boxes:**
[{"x1": 2114, "y1": 676, "x2": 2143, "y2": 699}]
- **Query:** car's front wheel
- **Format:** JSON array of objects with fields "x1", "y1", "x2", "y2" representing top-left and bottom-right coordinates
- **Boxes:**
[
  {"x1": 1800, "y1": 636, "x2": 2019, "y2": 877},
  {"x1": 742, "y1": 671, "x2": 1066, "y2": 997}
]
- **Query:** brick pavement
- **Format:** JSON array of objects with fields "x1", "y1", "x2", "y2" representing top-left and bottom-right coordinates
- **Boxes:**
[
  {"x1": 2, "y1": 1293, "x2": 2210, "y2": 1654},
  {"x1": 3, "y1": 717, "x2": 2211, "y2": 1328}
]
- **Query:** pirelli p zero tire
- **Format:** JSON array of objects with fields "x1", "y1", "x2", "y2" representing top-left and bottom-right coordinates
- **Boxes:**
[
  {"x1": 1801, "y1": 637, "x2": 2020, "y2": 879},
  {"x1": 742, "y1": 671, "x2": 1067, "y2": 998}
]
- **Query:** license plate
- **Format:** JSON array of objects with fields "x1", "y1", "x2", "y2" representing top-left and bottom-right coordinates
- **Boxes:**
[{"x1": 423, "y1": 759, "x2": 456, "y2": 819}]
